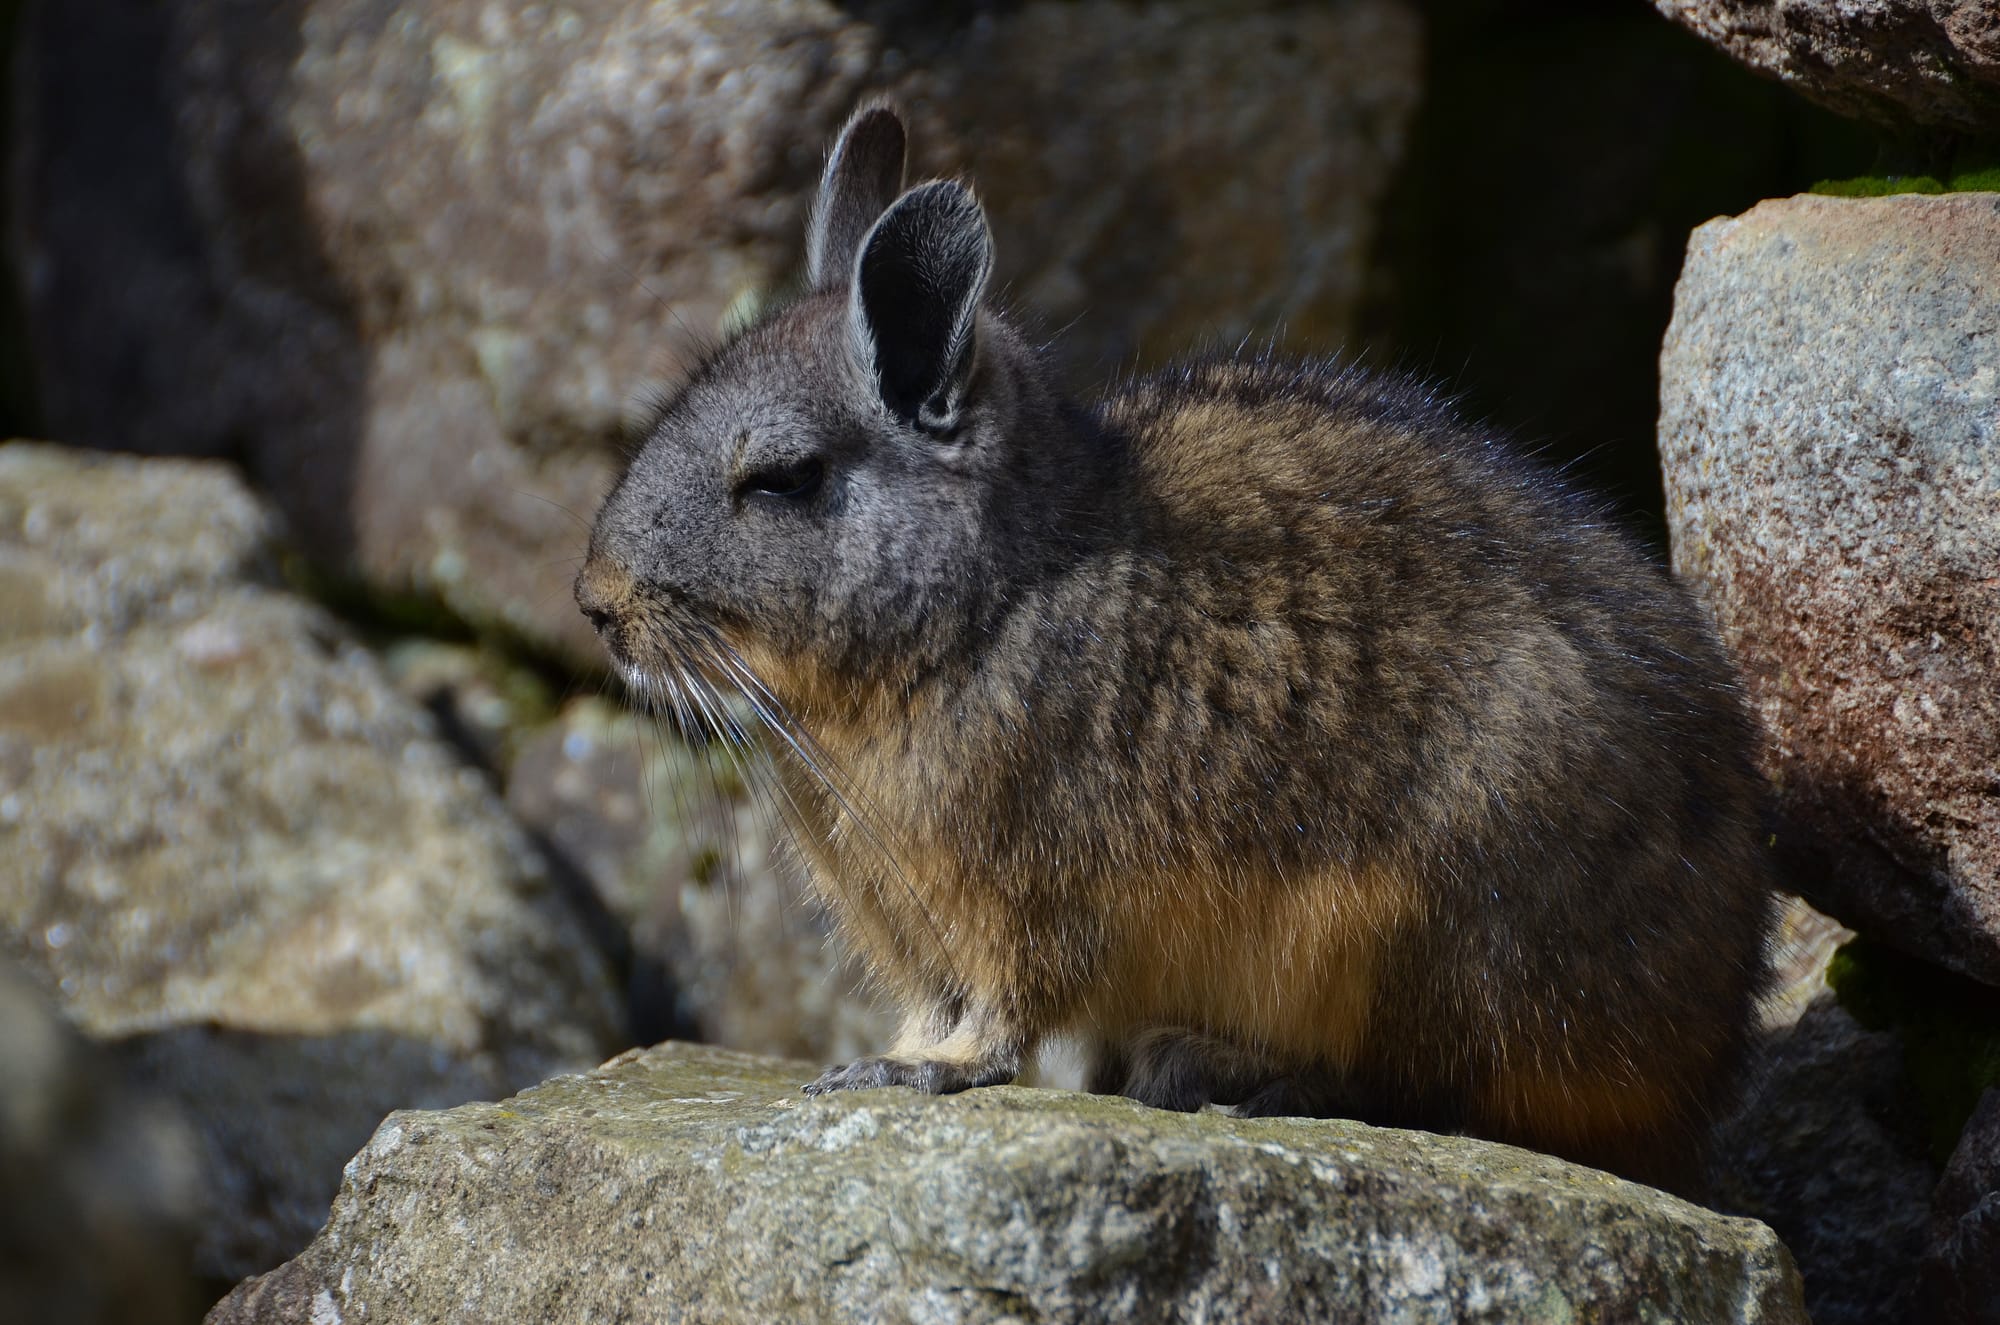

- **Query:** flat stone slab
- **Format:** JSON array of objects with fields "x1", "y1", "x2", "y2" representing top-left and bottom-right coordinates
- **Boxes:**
[{"x1": 212, "y1": 1042, "x2": 1808, "y2": 1324}]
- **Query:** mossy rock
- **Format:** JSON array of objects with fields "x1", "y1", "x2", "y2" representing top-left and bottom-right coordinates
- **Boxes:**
[{"x1": 210, "y1": 1042, "x2": 1809, "y2": 1324}]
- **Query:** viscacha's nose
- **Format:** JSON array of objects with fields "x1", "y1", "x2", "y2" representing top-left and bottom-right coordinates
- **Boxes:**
[{"x1": 574, "y1": 553, "x2": 636, "y2": 637}]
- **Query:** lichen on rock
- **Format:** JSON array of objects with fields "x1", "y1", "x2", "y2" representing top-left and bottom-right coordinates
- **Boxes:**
[{"x1": 210, "y1": 1041, "x2": 1809, "y2": 1325}]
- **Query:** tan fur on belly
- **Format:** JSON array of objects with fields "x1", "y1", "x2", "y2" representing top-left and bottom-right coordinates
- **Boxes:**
[
  {"x1": 1080, "y1": 860, "x2": 1418, "y2": 1071},
  {"x1": 1476, "y1": 1063, "x2": 1702, "y2": 1185}
]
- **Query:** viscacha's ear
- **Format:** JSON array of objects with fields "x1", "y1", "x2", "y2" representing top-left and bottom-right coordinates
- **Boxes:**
[
  {"x1": 807, "y1": 104, "x2": 907, "y2": 290},
  {"x1": 850, "y1": 180, "x2": 994, "y2": 434}
]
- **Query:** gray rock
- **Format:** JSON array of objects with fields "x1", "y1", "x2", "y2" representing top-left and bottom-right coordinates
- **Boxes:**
[
  {"x1": 0, "y1": 961, "x2": 203, "y2": 1325},
  {"x1": 378, "y1": 636, "x2": 559, "y2": 778},
  {"x1": 505, "y1": 694, "x2": 895, "y2": 1059},
  {"x1": 209, "y1": 1041, "x2": 1809, "y2": 1325},
  {"x1": 1707, "y1": 896, "x2": 1937, "y2": 1324},
  {"x1": 1659, "y1": 192, "x2": 2000, "y2": 986},
  {"x1": 1712, "y1": 983, "x2": 1938, "y2": 1323},
  {"x1": 0, "y1": 442, "x2": 622, "y2": 1278},
  {"x1": 11, "y1": 0, "x2": 1421, "y2": 665},
  {"x1": 1756, "y1": 892, "x2": 1856, "y2": 1034},
  {"x1": 1924, "y1": 1087, "x2": 2000, "y2": 1325},
  {"x1": 884, "y1": 1, "x2": 1422, "y2": 380},
  {"x1": 1650, "y1": 0, "x2": 2000, "y2": 133}
]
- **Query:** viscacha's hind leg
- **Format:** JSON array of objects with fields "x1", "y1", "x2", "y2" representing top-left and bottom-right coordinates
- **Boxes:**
[
  {"x1": 1082, "y1": 1036, "x2": 1130, "y2": 1097},
  {"x1": 1231, "y1": 1070, "x2": 1364, "y2": 1120},
  {"x1": 1093, "y1": 1027, "x2": 1336, "y2": 1115}
]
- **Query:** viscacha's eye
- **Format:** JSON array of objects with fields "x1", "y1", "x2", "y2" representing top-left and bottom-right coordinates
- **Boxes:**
[{"x1": 734, "y1": 456, "x2": 825, "y2": 504}]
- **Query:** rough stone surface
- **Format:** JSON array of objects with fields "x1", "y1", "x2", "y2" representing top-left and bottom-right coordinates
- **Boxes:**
[
  {"x1": 378, "y1": 636, "x2": 559, "y2": 777},
  {"x1": 1659, "y1": 192, "x2": 2000, "y2": 986},
  {"x1": 1757, "y1": 891, "x2": 1857, "y2": 1033},
  {"x1": 1651, "y1": 0, "x2": 2000, "y2": 133},
  {"x1": 210, "y1": 1041, "x2": 1808, "y2": 1325},
  {"x1": 11, "y1": 0, "x2": 1420, "y2": 665},
  {"x1": 504, "y1": 694, "x2": 894, "y2": 1060},
  {"x1": 1711, "y1": 898, "x2": 1938, "y2": 1325},
  {"x1": 0, "y1": 961, "x2": 203, "y2": 1325},
  {"x1": 380, "y1": 636, "x2": 895, "y2": 1061},
  {"x1": 1924, "y1": 1087, "x2": 2000, "y2": 1324},
  {"x1": 0, "y1": 442, "x2": 622, "y2": 1278},
  {"x1": 885, "y1": 1, "x2": 1422, "y2": 376}
]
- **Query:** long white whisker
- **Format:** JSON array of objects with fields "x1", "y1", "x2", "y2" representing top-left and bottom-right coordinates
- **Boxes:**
[
  {"x1": 703, "y1": 641, "x2": 965, "y2": 991},
  {"x1": 680, "y1": 662, "x2": 755, "y2": 914}
]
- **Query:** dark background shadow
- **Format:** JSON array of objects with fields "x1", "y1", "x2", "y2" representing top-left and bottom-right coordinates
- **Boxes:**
[
  {"x1": 6, "y1": 0, "x2": 368, "y2": 564},
  {"x1": 1354, "y1": 0, "x2": 1875, "y2": 547},
  {"x1": 109, "y1": 1023, "x2": 539, "y2": 1295}
]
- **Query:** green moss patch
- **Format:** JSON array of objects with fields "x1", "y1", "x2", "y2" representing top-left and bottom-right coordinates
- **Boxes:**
[
  {"x1": 1946, "y1": 165, "x2": 2000, "y2": 192},
  {"x1": 1810, "y1": 165, "x2": 2000, "y2": 196},
  {"x1": 1810, "y1": 174, "x2": 1946, "y2": 196},
  {"x1": 282, "y1": 552, "x2": 473, "y2": 641}
]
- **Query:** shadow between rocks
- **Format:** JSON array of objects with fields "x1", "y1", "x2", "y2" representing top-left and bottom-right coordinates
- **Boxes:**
[
  {"x1": 106, "y1": 1023, "x2": 539, "y2": 1287},
  {"x1": 12, "y1": 0, "x2": 367, "y2": 563}
]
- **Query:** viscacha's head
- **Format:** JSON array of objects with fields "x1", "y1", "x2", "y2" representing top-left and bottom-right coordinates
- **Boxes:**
[{"x1": 576, "y1": 105, "x2": 1092, "y2": 721}]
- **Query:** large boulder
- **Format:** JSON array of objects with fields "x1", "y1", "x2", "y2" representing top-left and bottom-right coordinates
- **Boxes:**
[
  {"x1": 0, "y1": 442, "x2": 623, "y2": 1278},
  {"x1": 210, "y1": 1041, "x2": 1809, "y2": 1324},
  {"x1": 1658, "y1": 192, "x2": 2000, "y2": 986},
  {"x1": 1650, "y1": 1, "x2": 2000, "y2": 134},
  {"x1": 11, "y1": 0, "x2": 1421, "y2": 666}
]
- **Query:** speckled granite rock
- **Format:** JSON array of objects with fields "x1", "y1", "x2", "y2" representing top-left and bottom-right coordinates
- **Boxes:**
[
  {"x1": 1659, "y1": 192, "x2": 2000, "y2": 986},
  {"x1": 0, "y1": 962, "x2": 203, "y2": 1325},
  {"x1": 0, "y1": 442, "x2": 621, "y2": 1278},
  {"x1": 209, "y1": 1041, "x2": 1809, "y2": 1325},
  {"x1": 1650, "y1": 0, "x2": 2000, "y2": 133},
  {"x1": 12, "y1": 0, "x2": 1419, "y2": 665}
]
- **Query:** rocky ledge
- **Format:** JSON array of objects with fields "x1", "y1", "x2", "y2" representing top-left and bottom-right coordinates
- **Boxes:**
[{"x1": 212, "y1": 1042, "x2": 1807, "y2": 1324}]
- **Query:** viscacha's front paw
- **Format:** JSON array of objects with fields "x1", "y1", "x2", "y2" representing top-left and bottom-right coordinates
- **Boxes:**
[{"x1": 802, "y1": 1055, "x2": 1013, "y2": 1097}]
